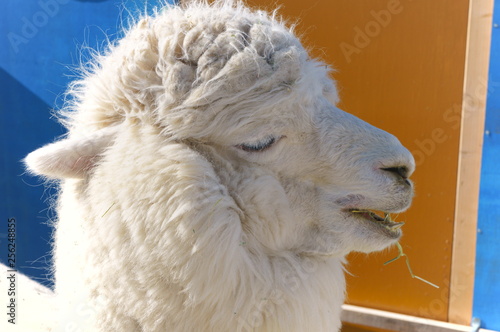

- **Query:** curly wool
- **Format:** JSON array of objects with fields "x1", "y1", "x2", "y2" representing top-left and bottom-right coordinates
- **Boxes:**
[{"x1": 62, "y1": 0, "x2": 337, "y2": 139}]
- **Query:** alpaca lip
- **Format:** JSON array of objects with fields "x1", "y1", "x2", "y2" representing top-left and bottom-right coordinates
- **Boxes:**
[{"x1": 347, "y1": 209, "x2": 405, "y2": 233}]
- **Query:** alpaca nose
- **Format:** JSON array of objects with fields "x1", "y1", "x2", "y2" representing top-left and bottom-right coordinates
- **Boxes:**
[
  {"x1": 382, "y1": 166, "x2": 408, "y2": 179},
  {"x1": 381, "y1": 166, "x2": 411, "y2": 185}
]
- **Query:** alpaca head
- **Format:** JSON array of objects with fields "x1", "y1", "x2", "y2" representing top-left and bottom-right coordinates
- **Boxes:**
[{"x1": 25, "y1": 0, "x2": 414, "y2": 263}]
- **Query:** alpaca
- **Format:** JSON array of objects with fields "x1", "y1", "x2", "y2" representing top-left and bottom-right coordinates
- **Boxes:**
[{"x1": 24, "y1": 1, "x2": 415, "y2": 331}]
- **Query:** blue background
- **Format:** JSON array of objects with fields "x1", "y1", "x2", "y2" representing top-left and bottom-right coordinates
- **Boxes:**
[{"x1": 0, "y1": 0, "x2": 173, "y2": 288}]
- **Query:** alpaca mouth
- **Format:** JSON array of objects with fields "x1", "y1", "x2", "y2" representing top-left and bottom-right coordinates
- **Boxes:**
[{"x1": 348, "y1": 209, "x2": 405, "y2": 235}]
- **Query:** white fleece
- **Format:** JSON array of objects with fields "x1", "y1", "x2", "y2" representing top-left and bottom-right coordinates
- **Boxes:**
[{"x1": 24, "y1": 1, "x2": 415, "y2": 331}]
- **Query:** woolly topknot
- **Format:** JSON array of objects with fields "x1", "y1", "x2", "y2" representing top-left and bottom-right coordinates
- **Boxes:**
[{"x1": 61, "y1": 0, "x2": 334, "y2": 139}]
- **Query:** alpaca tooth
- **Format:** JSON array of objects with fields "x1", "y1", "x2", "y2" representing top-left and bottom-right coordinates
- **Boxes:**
[{"x1": 368, "y1": 211, "x2": 384, "y2": 221}]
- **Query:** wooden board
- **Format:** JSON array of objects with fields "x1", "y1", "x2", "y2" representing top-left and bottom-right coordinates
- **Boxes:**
[
  {"x1": 450, "y1": 0, "x2": 493, "y2": 325},
  {"x1": 341, "y1": 304, "x2": 496, "y2": 332},
  {"x1": 472, "y1": 0, "x2": 500, "y2": 329}
]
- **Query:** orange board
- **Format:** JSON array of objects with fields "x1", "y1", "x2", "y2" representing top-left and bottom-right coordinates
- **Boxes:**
[{"x1": 249, "y1": 0, "x2": 469, "y2": 323}]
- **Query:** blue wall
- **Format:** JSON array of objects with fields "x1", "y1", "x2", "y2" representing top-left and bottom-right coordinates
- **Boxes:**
[
  {"x1": 473, "y1": 1, "x2": 500, "y2": 330},
  {"x1": 0, "y1": 0, "x2": 174, "y2": 287}
]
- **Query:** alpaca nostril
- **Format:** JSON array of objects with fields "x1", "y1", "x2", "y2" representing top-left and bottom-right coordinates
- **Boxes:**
[{"x1": 381, "y1": 166, "x2": 409, "y2": 180}]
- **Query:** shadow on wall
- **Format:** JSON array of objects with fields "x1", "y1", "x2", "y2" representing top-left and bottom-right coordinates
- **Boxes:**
[{"x1": 0, "y1": 68, "x2": 65, "y2": 289}]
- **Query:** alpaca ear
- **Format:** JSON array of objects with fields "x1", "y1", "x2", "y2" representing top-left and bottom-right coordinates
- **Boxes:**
[{"x1": 25, "y1": 126, "x2": 118, "y2": 179}]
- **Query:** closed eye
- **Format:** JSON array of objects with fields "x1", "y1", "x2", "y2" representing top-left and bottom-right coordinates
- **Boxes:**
[{"x1": 236, "y1": 136, "x2": 278, "y2": 152}]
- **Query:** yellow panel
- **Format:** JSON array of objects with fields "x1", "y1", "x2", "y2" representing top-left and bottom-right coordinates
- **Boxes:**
[
  {"x1": 342, "y1": 323, "x2": 393, "y2": 332},
  {"x1": 249, "y1": 0, "x2": 469, "y2": 322}
]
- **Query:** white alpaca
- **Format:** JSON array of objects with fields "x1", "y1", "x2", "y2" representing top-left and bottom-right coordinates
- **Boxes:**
[{"x1": 24, "y1": 1, "x2": 415, "y2": 331}]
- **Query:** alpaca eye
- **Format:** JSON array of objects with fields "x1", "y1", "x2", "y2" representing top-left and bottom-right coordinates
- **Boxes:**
[{"x1": 237, "y1": 136, "x2": 277, "y2": 152}]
